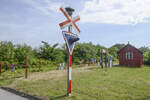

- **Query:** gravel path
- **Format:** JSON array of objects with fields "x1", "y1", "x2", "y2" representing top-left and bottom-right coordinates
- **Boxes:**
[{"x1": 0, "y1": 88, "x2": 27, "y2": 100}]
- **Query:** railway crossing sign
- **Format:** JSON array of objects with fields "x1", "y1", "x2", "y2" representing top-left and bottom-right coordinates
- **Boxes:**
[
  {"x1": 59, "y1": 6, "x2": 80, "y2": 96},
  {"x1": 62, "y1": 31, "x2": 79, "y2": 54},
  {"x1": 59, "y1": 7, "x2": 80, "y2": 33}
]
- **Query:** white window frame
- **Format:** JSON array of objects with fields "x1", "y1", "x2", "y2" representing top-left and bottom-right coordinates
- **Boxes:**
[{"x1": 126, "y1": 52, "x2": 133, "y2": 60}]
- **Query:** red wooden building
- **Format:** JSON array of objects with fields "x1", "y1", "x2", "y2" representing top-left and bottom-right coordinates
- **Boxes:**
[{"x1": 117, "y1": 43, "x2": 143, "y2": 67}]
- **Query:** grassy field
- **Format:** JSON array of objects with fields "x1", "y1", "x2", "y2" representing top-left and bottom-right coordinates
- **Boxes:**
[
  {"x1": 1, "y1": 65, "x2": 150, "y2": 100},
  {"x1": 0, "y1": 65, "x2": 58, "y2": 86}
]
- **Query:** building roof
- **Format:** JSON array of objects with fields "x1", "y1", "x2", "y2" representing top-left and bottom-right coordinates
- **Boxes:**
[{"x1": 117, "y1": 43, "x2": 143, "y2": 54}]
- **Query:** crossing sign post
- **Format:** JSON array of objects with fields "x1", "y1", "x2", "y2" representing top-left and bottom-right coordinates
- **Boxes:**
[{"x1": 59, "y1": 7, "x2": 80, "y2": 96}]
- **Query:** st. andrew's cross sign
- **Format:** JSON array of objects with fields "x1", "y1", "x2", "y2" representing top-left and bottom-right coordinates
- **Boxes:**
[
  {"x1": 59, "y1": 7, "x2": 80, "y2": 96},
  {"x1": 59, "y1": 7, "x2": 80, "y2": 54},
  {"x1": 59, "y1": 7, "x2": 80, "y2": 33}
]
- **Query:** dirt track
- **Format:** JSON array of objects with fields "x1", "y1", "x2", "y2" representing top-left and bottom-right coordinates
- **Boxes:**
[
  {"x1": 9, "y1": 66, "x2": 93, "y2": 87},
  {"x1": 23, "y1": 67, "x2": 91, "y2": 81}
]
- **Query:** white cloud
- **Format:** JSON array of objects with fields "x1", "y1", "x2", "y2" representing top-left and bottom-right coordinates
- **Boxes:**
[
  {"x1": 80, "y1": 0, "x2": 150, "y2": 25},
  {"x1": 23, "y1": 0, "x2": 63, "y2": 16}
]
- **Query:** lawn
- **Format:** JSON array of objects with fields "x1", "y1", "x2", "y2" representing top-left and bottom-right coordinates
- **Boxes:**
[{"x1": 1, "y1": 65, "x2": 150, "y2": 100}]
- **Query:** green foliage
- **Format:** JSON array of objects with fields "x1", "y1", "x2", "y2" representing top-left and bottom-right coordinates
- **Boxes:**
[
  {"x1": 108, "y1": 47, "x2": 118, "y2": 61},
  {"x1": 14, "y1": 44, "x2": 34, "y2": 64},
  {"x1": 139, "y1": 46, "x2": 149, "y2": 53},
  {"x1": 111, "y1": 43, "x2": 125, "y2": 50},
  {"x1": 61, "y1": 44, "x2": 68, "y2": 63},
  {"x1": 107, "y1": 43, "x2": 126, "y2": 62},
  {"x1": 139, "y1": 46, "x2": 150, "y2": 65},
  {"x1": 0, "y1": 40, "x2": 150, "y2": 67},
  {"x1": 37, "y1": 41, "x2": 64, "y2": 63},
  {"x1": 143, "y1": 50, "x2": 150, "y2": 65},
  {"x1": 0, "y1": 41, "x2": 15, "y2": 63},
  {"x1": 0, "y1": 41, "x2": 65, "y2": 70},
  {"x1": 73, "y1": 42, "x2": 105, "y2": 63},
  {"x1": 38, "y1": 41, "x2": 58, "y2": 60}
]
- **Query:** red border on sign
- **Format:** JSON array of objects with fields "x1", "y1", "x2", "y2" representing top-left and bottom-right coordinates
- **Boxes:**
[{"x1": 62, "y1": 31, "x2": 78, "y2": 55}]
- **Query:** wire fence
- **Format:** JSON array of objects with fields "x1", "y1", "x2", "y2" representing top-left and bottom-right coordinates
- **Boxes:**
[{"x1": 0, "y1": 64, "x2": 59, "y2": 80}]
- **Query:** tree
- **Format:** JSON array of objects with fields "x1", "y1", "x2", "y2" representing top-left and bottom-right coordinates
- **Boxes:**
[
  {"x1": 0, "y1": 41, "x2": 15, "y2": 63},
  {"x1": 72, "y1": 42, "x2": 104, "y2": 64},
  {"x1": 139, "y1": 46, "x2": 150, "y2": 65},
  {"x1": 108, "y1": 47, "x2": 118, "y2": 60},
  {"x1": 107, "y1": 43, "x2": 125, "y2": 61},
  {"x1": 139, "y1": 46, "x2": 149, "y2": 53},
  {"x1": 112, "y1": 44, "x2": 125, "y2": 50},
  {"x1": 143, "y1": 50, "x2": 150, "y2": 65},
  {"x1": 38, "y1": 41, "x2": 64, "y2": 63},
  {"x1": 14, "y1": 44, "x2": 34, "y2": 64}
]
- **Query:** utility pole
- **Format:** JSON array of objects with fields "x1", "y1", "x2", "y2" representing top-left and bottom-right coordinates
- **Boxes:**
[{"x1": 0, "y1": 62, "x2": 1, "y2": 74}]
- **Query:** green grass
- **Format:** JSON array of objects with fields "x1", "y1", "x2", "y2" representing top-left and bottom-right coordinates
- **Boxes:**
[
  {"x1": 1, "y1": 65, "x2": 150, "y2": 100},
  {"x1": 0, "y1": 65, "x2": 58, "y2": 86}
]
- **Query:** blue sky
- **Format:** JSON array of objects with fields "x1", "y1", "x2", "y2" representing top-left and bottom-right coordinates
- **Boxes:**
[{"x1": 0, "y1": 0, "x2": 150, "y2": 48}]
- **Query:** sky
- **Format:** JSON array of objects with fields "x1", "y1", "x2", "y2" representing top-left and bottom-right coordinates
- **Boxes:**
[{"x1": 0, "y1": 0, "x2": 150, "y2": 48}]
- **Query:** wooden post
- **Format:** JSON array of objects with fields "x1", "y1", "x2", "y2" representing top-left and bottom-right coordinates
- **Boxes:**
[
  {"x1": 14, "y1": 67, "x2": 15, "y2": 79},
  {"x1": 25, "y1": 55, "x2": 28, "y2": 79},
  {"x1": 0, "y1": 62, "x2": 2, "y2": 74},
  {"x1": 39, "y1": 60, "x2": 41, "y2": 71}
]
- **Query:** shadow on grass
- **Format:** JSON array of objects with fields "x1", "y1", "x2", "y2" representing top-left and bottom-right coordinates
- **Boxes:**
[
  {"x1": 87, "y1": 66, "x2": 101, "y2": 70},
  {"x1": 85, "y1": 65, "x2": 142, "y2": 71},
  {"x1": 73, "y1": 89, "x2": 100, "y2": 100},
  {"x1": 49, "y1": 94, "x2": 68, "y2": 100},
  {"x1": 0, "y1": 75, "x2": 23, "y2": 81},
  {"x1": 113, "y1": 65, "x2": 141, "y2": 68},
  {"x1": 87, "y1": 66, "x2": 111, "y2": 71},
  {"x1": 136, "y1": 96, "x2": 150, "y2": 100},
  {"x1": 0, "y1": 87, "x2": 45, "y2": 100}
]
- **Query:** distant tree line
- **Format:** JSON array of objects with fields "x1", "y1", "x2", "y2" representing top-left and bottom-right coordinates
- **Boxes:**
[{"x1": 0, "y1": 41, "x2": 150, "y2": 68}]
